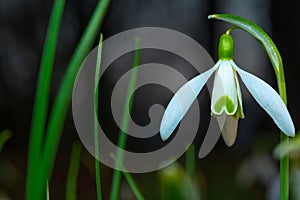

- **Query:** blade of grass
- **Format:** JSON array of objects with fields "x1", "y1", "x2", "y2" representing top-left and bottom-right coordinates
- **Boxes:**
[
  {"x1": 122, "y1": 172, "x2": 145, "y2": 200},
  {"x1": 46, "y1": 180, "x2": 50, "y2": 200},
  {"x1": 66, "y1": 141, "x2": 82, "y2": 200},
  {"x1": 26, "y1": 0, "x2": 66, "y2": 199},
  {"x1": 94, "y1": 34, "x2": 103, "y2": 200},
  {"x1": 185, "y1": 144, "x2": 195, "y2": 200},
  {"x1": 0, "y1": 129, "x2": 12, "y2": 154},
  {"x1": 110, "y1": 39, "x2": 141, "y2": 200},
  {"x1": 110, "y1": 154, "x2": 145, "y2": 200},
  {"x1": 185, "y1": 144, "x2": 195, "y2": 179},
  {"x1": 31, "y1": 0, "x2": 110, "y2": 199}
]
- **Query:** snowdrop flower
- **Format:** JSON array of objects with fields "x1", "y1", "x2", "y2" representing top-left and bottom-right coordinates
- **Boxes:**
[{"x1": 160, "y1": 33, "x2": 295, "y2": 146}]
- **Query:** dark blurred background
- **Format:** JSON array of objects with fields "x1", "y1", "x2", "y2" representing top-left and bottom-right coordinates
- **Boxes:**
[{"x1": 0, "y1": 0, "x2": 299, "y2": 199}]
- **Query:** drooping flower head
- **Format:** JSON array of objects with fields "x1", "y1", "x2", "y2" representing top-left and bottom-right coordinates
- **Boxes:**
[{"x1": 160, "y1": 32, "x2": 295, "y2": 146}]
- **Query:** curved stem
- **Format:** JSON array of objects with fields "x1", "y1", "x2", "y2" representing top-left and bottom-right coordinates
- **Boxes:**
[{"x1": 225, "y1": 26, "x2": 238, "y2": 35}]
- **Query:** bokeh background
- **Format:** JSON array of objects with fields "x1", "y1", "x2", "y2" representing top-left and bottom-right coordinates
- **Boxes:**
[{"x1": 0, "y1": 0, "x2": 299, "y2": 199}]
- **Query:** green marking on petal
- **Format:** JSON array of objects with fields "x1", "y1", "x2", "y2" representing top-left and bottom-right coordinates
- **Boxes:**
[
  {"x1": 233, "y1": 67, "x2": 245, "y2": 119},
  {"x1": 213, "y1": 95, "x2": 235, "y2": 115}
]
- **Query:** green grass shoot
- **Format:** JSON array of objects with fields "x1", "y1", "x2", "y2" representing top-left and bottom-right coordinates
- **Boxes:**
[
  {"x1": 66, "y1": 141, "x2": 82, "y2": 200},
  {"x1": 110, "y1": 38, "x2": 141, "y2": 200},
  {"x1": 94, "y1": 34, "x2": 104, "y2": 200}
]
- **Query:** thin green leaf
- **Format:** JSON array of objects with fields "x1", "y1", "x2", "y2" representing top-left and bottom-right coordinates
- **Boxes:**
[
  {"x1": 185, "y1": 144, "x2": 195, "y2": 180},
  {"x1": 31, "y1": 0, "x2": 110, "y2": 199},
  {"x1": 66, "y1": 141, "x2": 82, "y2": 200},
  {"x1": 26, "y1": 0, "x2": 66, "y2": 199},
  {"x1": 110, "y1": 154, "x2": 145, "y2": 200},
  {"x1": 46, "y1": 180, "x2": 50, "y2": 200},
  {"x1": 110, "y1": 39, "x2": 141, "y2": 200},
  {"x1": 185, "y1": 145, "x2": 196, "y2": 200},
  {"x1": 94, "y1": 34, "x2": 103, "y2": 200},
  {"x1": 0, "y1": 129, "x2": 12, "y2": 154}
]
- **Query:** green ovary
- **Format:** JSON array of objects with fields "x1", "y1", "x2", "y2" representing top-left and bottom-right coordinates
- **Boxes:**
[{"x1": 214, "y1": 95, "x2": 235, "y2": 114}]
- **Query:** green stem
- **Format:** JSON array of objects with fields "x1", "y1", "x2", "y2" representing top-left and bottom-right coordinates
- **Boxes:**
[
  {"x1": 94, "y1": 34, "x2": 103, "y2": 200},
  {"x1": 110, "y1": 39, "x2": 141, "y2": 200},
  {"x1": 278, "y1": 65, "x2": 289, "y2": 200},
  {"x1": 225, "y1": 25, "x2": 238, "y2": 35},
  {"x1": 280, "y1": 134, "x2": 289, "y2": 199},
  {"x1": 26, "y1": 0, "x2": 66, "y2": 199}
]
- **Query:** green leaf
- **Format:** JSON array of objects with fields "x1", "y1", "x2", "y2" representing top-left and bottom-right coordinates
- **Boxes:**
[
  {"x1": 110, "y1": 38, "x2": 141, "y2": 200},
  {"x1": 94, "y1": 33, "x2": 103, "y2": 200},
  {"x1": 46, "y1": 180, "x2": 50, "y2": 200},
  {"x1": 110, "y1": 153, "x2": 145, "y2": 200},
  {"x1": 208, "y1": 14, "x2": 282, "y2": 80},
  {"x1": 29, "y1": 1, "x2": 110, "y2": 199},
  {"x1": 26, "y1": 0, "x2": 66, "y2": 198}
]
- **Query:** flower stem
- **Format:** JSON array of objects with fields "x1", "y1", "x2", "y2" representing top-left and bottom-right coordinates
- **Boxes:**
[
  {"x1": 225, "y1": 25, "x2": 238, "y2": 35},
  {"x1": 277, "y1": 62, "x2": 289, "y2": 200}
]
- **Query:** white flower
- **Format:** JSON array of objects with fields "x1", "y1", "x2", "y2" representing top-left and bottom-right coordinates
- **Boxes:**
[{"x1": 160, "y1": 34, "x2": 295, "y2": 146}]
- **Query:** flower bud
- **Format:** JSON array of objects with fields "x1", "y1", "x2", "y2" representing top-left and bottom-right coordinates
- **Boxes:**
[{"x1": 218, "y1": 34, "x2": 234, "y2": 60}]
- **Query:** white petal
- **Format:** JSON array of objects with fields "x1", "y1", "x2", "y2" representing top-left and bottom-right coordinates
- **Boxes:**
[
  {"x1": 160, "y1": 62, "x2": 220, "y2": 141},
  {"x1": 217, "y1": 114, "x2": 238, "y2": 147},
  {"x1": 211, "y1": 60, "x2": 238, "y2": 116},
  {"x1": 231, "y1": 61, "x2": 295, "y2": 137}
]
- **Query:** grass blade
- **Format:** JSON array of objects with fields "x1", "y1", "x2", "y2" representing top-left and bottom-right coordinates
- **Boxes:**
[
  {"x1": 94, "y1": 34, "x2": 103, "y2": 200},
  {"x1": 30, "y1": 0, "x2": 110, "y2": 199},
  {"x1": 110, "y1": 154, "x2": 145, "y2": 200},
  {"x1": 185, "y1": 144, "x2": 195, "y2": 180},
  {"x1": 185, "y1": 144, "x2": 195, "y2": 200},
  {"x1": 110, "y1": 39, "x2": 141, "y2": 200},
  {"x1": 66, "y1": 141, "x2": 82, "y2": 200},
  {"x1": 26, "y1": 0, "x2": 66, "y2": 199},
  {"x1": 46, "y1": 180, "x2": 50, "y2": 200}
]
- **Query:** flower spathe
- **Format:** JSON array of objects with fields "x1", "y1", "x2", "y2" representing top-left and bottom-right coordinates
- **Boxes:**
[{"x1": 160, "y1": 33, "x2": 295, "y2": 146}]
